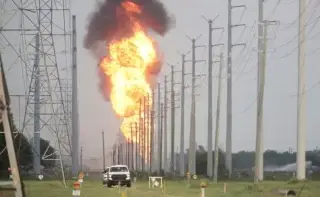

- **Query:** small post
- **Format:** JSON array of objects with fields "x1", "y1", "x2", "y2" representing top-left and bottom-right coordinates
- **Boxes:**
[
  {"x1": 200, "y1": 181, "x2": 207, "y2": 197},
  {"x1": 186, "y1": 172, "x2": 190, "y2": 188},
  {"x1": 72, "y1": 182, "x2": 81, "y2": 197},
  {"x1": 223, "y1": 182, "x2": 227, "y2": 193},
  {"x1": 8, "y1": 168, "x2": 12, "y2": 180},
  {"x1": 78, "y1": 172, "x2": 84, "y2": 184}
]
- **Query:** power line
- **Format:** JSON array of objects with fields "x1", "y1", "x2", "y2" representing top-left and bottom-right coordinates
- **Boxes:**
[
  {"x1": 272, "y1": 2, "x2": 320, "y2": 50},
  {"x1": 277, "y1": 0, "x2": 313, "y2": 30}
]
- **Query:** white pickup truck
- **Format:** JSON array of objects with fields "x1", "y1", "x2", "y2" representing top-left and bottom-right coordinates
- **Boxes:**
[{"x1": 102, "y1": 165, "x2": 131, "y2": 187}]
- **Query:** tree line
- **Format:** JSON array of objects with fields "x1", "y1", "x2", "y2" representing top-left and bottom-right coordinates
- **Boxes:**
[
  {"x1": 0, "y1": 111, "x2": 57, "y2": 178},
  {"x1": 184, "y1": 145, "x2": 320, "y2": 176}
]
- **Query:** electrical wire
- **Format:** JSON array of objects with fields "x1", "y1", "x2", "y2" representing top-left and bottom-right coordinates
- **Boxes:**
[
  {"x1": 265, "y1": 0, "x2": 281, "y2": 19},
  {"x1": 272, "y1": 1, "x2": 320, "y2": 50},
  {"x1": 289, "y1": 80, "x2": 320, "y2": 97},
  {"x1": 277, "y1": 0, "x2": 313, "y2": 31},
  {"x1": 271, "y1": 16, "x2": 320, "y2": 60}
]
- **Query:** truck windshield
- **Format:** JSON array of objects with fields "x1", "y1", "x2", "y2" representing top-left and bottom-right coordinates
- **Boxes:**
[{"x1": 110, "y1": 167, "x2": 128, "y2": 172}]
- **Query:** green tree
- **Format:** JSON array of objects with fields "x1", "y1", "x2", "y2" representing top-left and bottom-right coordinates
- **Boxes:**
[
  {"x1": 0, "y1": 114, "x2": 33, "y2": 178},
  {"x1": 231, "y1": 150, "x2": 320, "y2": 170},
  {"x1": 184, "y1": 145, "x2": 226, "y2": 177}
]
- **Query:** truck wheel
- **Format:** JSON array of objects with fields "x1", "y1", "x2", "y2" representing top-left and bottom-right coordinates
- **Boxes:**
[
  {"x1": 107, "y1": 183, "x2": 112, "y2": 188},
  {"x1": 127, "y1": 182, "x2": 131, "y2": 188}
]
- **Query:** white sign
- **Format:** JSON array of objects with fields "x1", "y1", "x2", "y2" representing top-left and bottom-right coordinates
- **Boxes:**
[
  {"x1": 38, "y1": 175, "x2": 44, "y2": 180},
  {"x1": 148, "y1": 176, "x2": 163, "y2": 188},
  {"x1": 72, "y1": 190, "x2": 80, "y2": 196}
]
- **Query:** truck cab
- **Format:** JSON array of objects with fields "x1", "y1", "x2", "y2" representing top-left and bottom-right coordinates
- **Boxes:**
[{"x1": 104, "y1": 165, "x2": 131, "y2": 187}]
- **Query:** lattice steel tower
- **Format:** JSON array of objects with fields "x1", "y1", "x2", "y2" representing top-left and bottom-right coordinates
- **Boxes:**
[{"x1": 0, "y1": 0, "x2": 73, "y2": 183}]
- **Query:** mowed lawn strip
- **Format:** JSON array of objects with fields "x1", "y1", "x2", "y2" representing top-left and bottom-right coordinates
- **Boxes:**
[{"x1": 23, "y1": 180, "x2": 320, "y2": 197}]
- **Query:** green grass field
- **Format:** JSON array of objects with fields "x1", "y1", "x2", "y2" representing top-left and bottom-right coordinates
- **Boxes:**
[{"x1": 20, "y1": 179, "x2": 320, "y2": 197}]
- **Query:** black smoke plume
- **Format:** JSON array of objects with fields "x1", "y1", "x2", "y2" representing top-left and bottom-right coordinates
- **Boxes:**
[
  {"x1": 84, "y1": 0, "x2": 174, "y2": 101},
  {"x1": 84, "y1": 0, "x2": 174, "y2": 51}
]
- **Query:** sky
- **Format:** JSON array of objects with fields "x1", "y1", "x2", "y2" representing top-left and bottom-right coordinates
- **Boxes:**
[{"x1": 1, "y1": 0, "x2": 320, "y2": 168}]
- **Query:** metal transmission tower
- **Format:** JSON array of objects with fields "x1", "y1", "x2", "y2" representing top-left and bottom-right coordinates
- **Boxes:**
[
  {"x1": 0, "y1": 0, "x2": 72, "y2": 182},
  {"x1": 201, "y1": 14, "x2": 220, "y2": 178},
  {"x1": 185, "y1": 34, "x2": 205, "y2": 175},
  {"x1": 226, "y1": 0, "x2": 246, "y2": 178},
  {"x1": 296, "y1": 0, "x2": 307, "y2": 181}
]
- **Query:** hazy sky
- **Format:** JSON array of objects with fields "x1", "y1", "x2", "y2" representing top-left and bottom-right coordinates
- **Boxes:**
[{"x1": 1, "y1": 0, "x2": 320, "y2": 166}]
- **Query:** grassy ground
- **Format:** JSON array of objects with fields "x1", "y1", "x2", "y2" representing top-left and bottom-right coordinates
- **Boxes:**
[{"x1": 22, "y1": 179, "x2": 320, "y2": 197}]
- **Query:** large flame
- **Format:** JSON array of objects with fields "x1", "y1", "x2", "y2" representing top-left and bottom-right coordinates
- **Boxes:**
[{"x1": 100, "y1": 1, "x2": 156, "y2": 159}]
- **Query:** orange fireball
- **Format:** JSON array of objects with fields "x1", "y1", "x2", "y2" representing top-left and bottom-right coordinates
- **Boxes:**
[{"x1": 99, "y1": 1, "x2": 156, "y2": 158}]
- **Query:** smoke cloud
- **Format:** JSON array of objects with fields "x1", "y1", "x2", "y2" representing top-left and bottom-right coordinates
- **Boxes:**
[
  {"x1": 84, "y1": 0, "x2": 174, "y2": 51},
  {"x1": 84, "y1": 0, "x2": 174, "y2": 101}
]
